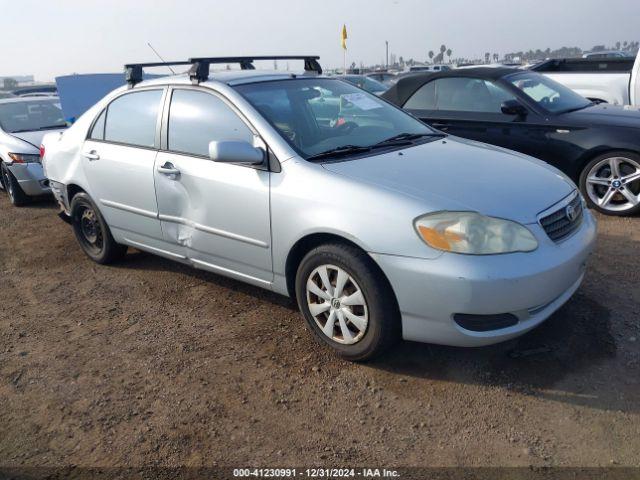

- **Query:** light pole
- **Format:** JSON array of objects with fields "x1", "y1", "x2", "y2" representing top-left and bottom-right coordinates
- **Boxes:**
[{"x1": 385, "y1": 41, "x2": 389, "y2": 70}]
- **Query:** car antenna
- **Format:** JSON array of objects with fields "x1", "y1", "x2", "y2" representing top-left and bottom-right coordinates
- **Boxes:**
[{"x1": 147, "y1": 42, "x2": 176, "y2": 74}]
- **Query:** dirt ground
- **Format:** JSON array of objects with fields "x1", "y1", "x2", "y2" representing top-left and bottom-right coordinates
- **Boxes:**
[{"x1": 0, "y1": 194, "x2": 639, "y2": 471}]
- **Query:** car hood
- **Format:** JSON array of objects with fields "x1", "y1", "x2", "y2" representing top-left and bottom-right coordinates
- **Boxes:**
[
  {"x1": 561, "y1": 104, "x2": 640, "y2": 128},
  {"x1": 7, "y1": 129, "x2": 66, "y2": 150},
  {"x1": 321, "y1": 137, "x2": 574, "y2": 224}
]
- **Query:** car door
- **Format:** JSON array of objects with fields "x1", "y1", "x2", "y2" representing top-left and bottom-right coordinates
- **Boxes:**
[
  {"x1": 82, "y1": 88, "x2": 165, "y2": 243},
  {"x1": 404, "y1": 77, "x2": 550, "y2": 156},
  {"x1": 154, "y1": 87, "x2": 272, "y2": 285}
]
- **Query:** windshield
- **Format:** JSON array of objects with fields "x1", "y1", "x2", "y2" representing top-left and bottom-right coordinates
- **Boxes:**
[
  {"x1": 234, "y1": 78, "x2": 433, "y2": 159},
  {"x1": 0, "y1": 99, "x2": 65, "y2": 133},
  {"x1": 508, "y1": 72, "x2": 592, "y2": 113}
]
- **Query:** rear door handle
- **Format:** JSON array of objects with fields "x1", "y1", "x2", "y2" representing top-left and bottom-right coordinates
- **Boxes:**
[
  {"x1": 157, "y1": 162, "x2": 180, "y2": 177},
  {"x1": 431, "y1": 122, "x2": 450, "y2": 129},
  {"x1": 83, "y1": 150, "x2": 100, "y2": 161}
]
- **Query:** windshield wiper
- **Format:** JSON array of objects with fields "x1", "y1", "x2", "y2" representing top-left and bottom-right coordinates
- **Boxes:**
[
  {"x1": 38, "y1": 124, "x2": 66, "y2": 130},
  {"x1": 373, "y1": 132, "x2": 445, "y2": 146},
  {"x1": 559, "y1": 102, "x2": 594, "y2": 114},
  {"x1": 10, "y1": 125, "x2": 65, "y2": 133},
  {"x1": 306, "y1": 145, "x2": 372, "y2": 161}
]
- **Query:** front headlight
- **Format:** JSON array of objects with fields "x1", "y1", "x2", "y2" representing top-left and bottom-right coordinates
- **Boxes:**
[
  {"x1": 414, "y1": 211, "x2": 538, "y2": 255},
  {"x1": 8, "y1": 153, "x2": 40, "y2": 164}
]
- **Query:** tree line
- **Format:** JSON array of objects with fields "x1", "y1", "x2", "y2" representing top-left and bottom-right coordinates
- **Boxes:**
[{"x1": 376, "y1": 40, "x2": 639, "y2": 71}]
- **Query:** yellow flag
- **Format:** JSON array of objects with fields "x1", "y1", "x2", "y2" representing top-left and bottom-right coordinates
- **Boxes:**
[{"x1": 341, "y1": 24, "x2": 348, "y2": 50}]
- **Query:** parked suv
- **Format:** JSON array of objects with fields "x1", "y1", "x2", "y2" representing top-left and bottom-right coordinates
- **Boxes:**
[
  {"x1": 42, "y1": 56, "x2": 596, "y2": 360},
  {"x1": 0, "y1": 97, "x2": 66, "y2": 205}
]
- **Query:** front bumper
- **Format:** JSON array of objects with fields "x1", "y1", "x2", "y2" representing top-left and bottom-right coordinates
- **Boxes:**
[
  {"x1": 6, "y1": 162, "x2": 50, "y2": 196},
  {"x1": 371, "y1": 210, "x2": 597, "y2": 347}
]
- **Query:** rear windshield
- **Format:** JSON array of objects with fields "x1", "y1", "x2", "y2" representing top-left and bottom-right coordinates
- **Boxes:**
[{"x1": 0, "y1": 99, "x2": 65, "y2": 133}]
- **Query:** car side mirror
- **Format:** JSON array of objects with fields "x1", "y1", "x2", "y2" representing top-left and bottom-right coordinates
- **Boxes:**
[
  {"x1": 501, "y1": 99, "x2": 528, "y2": 116},
  {"x1": 208, "y1": 140, "x2": 265, "y2": 165}
]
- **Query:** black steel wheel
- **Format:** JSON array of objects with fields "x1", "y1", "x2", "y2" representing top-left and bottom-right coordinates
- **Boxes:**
[{"x1": 70, "y1": 192, "x2": 127, "y2": 264}]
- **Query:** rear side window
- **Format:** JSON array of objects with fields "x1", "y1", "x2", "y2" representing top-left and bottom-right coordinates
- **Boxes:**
[
  {"x1": 89, "y1": 109, "x2": 106, "y2": 140},
  {"x1": 104, "y1": 90, "x2": 163, "y2": 147},
  {"x1": 168, "y1": 89, "x2": 254, "y2": 157},
  {"x1": 404, "y1": 81, "x2": 436, "y2": 109},
  {"x1": 405, "y1": 77, "x2": 516, "y2": 113}
]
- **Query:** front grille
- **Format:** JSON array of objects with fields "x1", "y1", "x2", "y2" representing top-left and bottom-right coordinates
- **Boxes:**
[{"x1": 540, "y1": 194, "x2": 583, "y2": 242}]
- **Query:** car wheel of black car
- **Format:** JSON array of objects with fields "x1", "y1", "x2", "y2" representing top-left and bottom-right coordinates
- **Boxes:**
[
  {"x1": 579, "y1": 151, "x2": 640, "y2": 216},
  {"x1": 295, "y1": 242, "x2": 400, "y2": 361},
  {"x1": 70, "y1": 192, "x2": 127, "y2": 264},
  {"x1": 1, "y1": 163, "x2": 29, "y2": 206}
]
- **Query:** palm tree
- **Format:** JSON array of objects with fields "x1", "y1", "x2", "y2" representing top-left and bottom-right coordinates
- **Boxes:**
[
  {"x1": 446, "y1": 49, "x2": 452, "y2": 63},
  {"x1": 616, "y1": 41, "x2": 621, "y2": 51},
  {"x1": 428, "y1": 50, "x2": 434, "y2": 63},
  {"x1": 485, "y1": 52, "x2": 490, "y2": 64},
  {"x1": 440, "y1": 45, "x2": 447, "y2": 59}
]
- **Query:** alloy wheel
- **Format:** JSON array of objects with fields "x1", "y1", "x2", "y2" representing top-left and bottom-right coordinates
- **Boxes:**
[
  {"x1": 585, "y1": 156, "x2": 640, "y2": 212},
  {"x1": 306, "y1": 264, "x2": 369, "y2": 345}
]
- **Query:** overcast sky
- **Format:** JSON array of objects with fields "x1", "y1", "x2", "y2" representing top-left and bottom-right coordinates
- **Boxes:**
[{"x1": 2, "y1": 0, "x2": 639, "y2": 80}]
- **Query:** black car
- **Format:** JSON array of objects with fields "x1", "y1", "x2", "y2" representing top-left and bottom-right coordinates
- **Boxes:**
[{"x1": 383, "y1": 68, "x2": 640, "y2": 216}]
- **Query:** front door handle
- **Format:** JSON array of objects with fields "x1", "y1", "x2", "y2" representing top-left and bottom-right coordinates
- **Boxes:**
[
  {"x1": 157, "y1": 162, "x2": 180, "y2": 177},
  {"x1": 83, "y1": 150, "x2": 100, "y2": 161}
]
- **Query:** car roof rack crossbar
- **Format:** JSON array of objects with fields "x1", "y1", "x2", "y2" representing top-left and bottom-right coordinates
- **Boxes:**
[
  {"x1": 187, "y1": 56, "x2": 322, "y2": 83},
  {"x1": 124, "y1": 61, "x2": 192, "y2": 87}
]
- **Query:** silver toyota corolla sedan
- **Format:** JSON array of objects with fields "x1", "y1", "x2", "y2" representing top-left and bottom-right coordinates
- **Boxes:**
[
  {"x1": 0, "y1": 97, "x2": 66, "y2": 205},
  {"x1": 42, "y1": 57, "x2": 596, "y2": 361}
]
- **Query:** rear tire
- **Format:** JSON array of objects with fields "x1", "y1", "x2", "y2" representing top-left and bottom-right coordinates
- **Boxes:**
[
  {"x1": 295, "y1": 243, "x2": 400, "y2": 361},
  {"x1": 1, "y1": 163, "x2": 29, "y2": 206},
  {"x1": 70, "y1": 192, "x2": 127, "y2": 264}
]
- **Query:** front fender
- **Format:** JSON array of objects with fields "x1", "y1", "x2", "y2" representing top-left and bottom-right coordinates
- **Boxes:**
[{"x1": 270, "y1": 159, "x2": 443, "y2": 279}]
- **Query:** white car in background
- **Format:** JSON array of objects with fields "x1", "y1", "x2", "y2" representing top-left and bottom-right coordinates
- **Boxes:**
[
  {"x1": 0, "y1": 97, "x2": 66, "y2": 205},
  {"x1": 531, "y1": 51, "x2": 640, "y2": 106},
  {"x1": 409, "y1": 64, "x2": 451, "y2": 73}
]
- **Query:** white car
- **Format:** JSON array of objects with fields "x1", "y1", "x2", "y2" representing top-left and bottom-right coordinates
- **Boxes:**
[
  {"x1": 42, "y1": 56, "x2": 596, "y2": 361},
  {"x1": 0, "y1": 97, "x2": 66, "y2": 205},
  {"x1": 531, "y1": 51, "x2": 640, "y2": 106},
  {"x1": 409, "y1": 64, "x2": 451, "y2": 73}
]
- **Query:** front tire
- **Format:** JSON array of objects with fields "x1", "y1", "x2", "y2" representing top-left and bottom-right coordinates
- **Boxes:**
[
  {"x1": 295, "y1": 243, "x2": 400, "y2": 361},
  {"x1": 579, "y1": 152, "x2": 640, "y2": 216},
  {"x1": 1, "y1": 163, "x2": 29, "y2": 206},
  {"x1": 70, "y1": 192, "x2": 127, "y2": 264}
]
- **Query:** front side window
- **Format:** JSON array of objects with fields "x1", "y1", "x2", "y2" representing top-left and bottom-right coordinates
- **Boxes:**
[
  {"x1": 508, "y1": 72, "x2": 592, "y2": 113},
  {"x1": 405, "y1": 77, "x2": 516, "y2": 113},
  {"x1": 0, "y1": 99, "x2": 65, "y2": 133},
  {"x1": 168, "y1": 89, "x2": 254, "y2": 157},
  {"x1": 104, "y1": 89, "x2": 163, "y2": 147},
  {"x1": 235, "y1": 78, "x2": 433, "y2": 159}
]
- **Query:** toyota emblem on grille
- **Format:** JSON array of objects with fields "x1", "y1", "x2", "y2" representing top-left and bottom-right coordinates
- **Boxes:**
[{"x1": 565, "y1": 204, "x2": 577, "y2": 222}]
